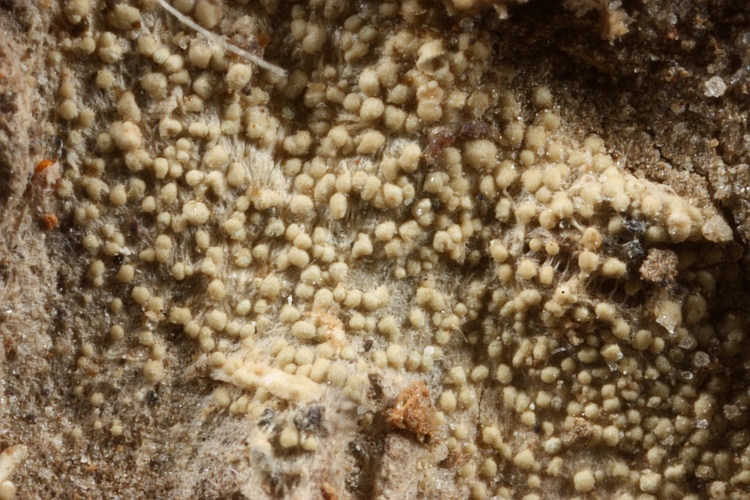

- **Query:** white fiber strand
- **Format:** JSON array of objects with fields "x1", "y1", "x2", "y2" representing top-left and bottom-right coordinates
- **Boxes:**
[{"x1": 157, "y1": 0, "x2": 286, "y2": 77}]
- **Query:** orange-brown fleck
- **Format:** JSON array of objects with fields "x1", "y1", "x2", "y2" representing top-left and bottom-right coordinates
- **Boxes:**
[
  {"x1": 257, "y1": 32, "x2": 270, "y2": 48},
  {"x1": 32, "y1": 159, "x2": 61, "y2": 190},
  {"x1": 41, "y1": 213, "x2": 58, "y2": 230},
  {"x1": 385, "y1": 381, "x2": 437, "y2": 443},
  {"x1": 35, "y1": 159, "x2": 56, "y2": 174},
  {"x1": 320, "y1": 483, "x2": 337, "y2": 500}
]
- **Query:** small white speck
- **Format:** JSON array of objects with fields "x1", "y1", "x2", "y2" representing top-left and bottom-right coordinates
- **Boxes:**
[
  {"x1": 704, "y1": 76, "x2": 727, "y2": 97},
  {"x1": 694, "y1": 418, "x2": 709, "y2": 429},
  {"x1": 693, "y1": 351, "x2": 710, "y2": 367}
]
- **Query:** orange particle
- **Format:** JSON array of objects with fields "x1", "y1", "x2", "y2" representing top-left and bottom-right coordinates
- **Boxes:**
[
  {"x1": 36, "y1": 159, "x2": 56, "y2": 174},
  {"x1": 385, "y1": 381, "x2": 438, "y2": 443},
  {"x1": 320, "y1": 484, "x2": 337, "y2": 500},
  {"x1": 41, "y1": 213, "x2": 58, "y2": 230},
  {"x1": 257, "y1": 32, "x2": 270, "y2": 48},
  {"x1": 33, "y1": 158, "x2": 61, "y2": 189}
]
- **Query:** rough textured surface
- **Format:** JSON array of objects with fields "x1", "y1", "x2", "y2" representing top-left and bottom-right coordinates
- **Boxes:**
[{"x1": 2, "y1": 1, "x2": 750, "y2": 499}]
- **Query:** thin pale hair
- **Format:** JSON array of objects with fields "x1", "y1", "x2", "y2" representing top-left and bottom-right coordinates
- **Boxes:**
[{"x1": 157, "y1": 0, "x2": 287, "y2": 78}]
